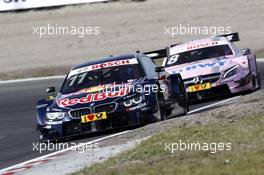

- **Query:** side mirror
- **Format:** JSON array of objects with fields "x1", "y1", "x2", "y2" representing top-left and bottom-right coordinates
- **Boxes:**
[
  {"x1": 242, "y1": 48, "x2": 251, "y2": 55},
  {"x1": 155, "y1": 66, "x2": 165, "y2": 73},
  {"x1": 46, "y1": 87, "x2": 55, "y2": 99}
]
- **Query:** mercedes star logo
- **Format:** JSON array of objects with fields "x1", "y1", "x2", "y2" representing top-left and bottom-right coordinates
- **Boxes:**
[{"x1": 193, "y1": 77, "x2": 203, "y2": 84}]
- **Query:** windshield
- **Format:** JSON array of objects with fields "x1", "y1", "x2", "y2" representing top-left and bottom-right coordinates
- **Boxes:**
[
  {"x1": 165, "y1": 45, "x2": 233, "y2": 67},
  {"x1": 61, "y1": 64, "x2": 144, "y2": 94}
]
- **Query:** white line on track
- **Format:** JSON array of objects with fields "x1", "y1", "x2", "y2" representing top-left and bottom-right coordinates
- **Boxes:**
[
  {"x1": 0, "y1": 75, "x2": 65, "y2": 84},
  {"x1": 0, "y1": 131, "x2": 129, "y2": 174},
  {"x1": 187, "y1": 96, "x2": 241, "y2": 115},
  {"x1": 257, "y1": 59, "x2": 264, "y2": 62}
]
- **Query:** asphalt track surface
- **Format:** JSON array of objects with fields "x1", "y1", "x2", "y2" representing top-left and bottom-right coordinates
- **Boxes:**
[{"x1": 0, "y1": 61, "x2": 263, "y2": 170}]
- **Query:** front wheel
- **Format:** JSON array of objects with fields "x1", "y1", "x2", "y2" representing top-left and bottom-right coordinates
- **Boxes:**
[
  {"x1": 153, "y1": 93, "x2": 167, "y2": 121},
  {"x1": 175, "y1": 74, "x2": 189, "y2": 115},
  {"x1": 256, "y1": 72, "x2": 261, "y2": 90},
  {"x1": 252, "y1": 73, "x2": 261, "y2": 91}
]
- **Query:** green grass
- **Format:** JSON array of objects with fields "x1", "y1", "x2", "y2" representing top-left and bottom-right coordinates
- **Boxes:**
[{"x1": 73, "y1": 115, "x2": 264, "y2": 175}]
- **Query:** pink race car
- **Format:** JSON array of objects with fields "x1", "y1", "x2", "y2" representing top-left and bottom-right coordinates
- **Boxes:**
[{"x1": 148, "y1": 33, "x2": 260, "y2": 101}]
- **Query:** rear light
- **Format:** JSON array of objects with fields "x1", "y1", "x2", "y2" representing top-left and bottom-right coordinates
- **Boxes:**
[{"x1": 159, "y1": 75, "x2": 166, "y2": 80}]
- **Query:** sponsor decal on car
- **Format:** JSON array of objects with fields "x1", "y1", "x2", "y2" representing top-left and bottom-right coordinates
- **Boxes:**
[
  {"x1": 170, "y1": 39, "x2": 229, "y2": 55},
  {"x1": 125, "y1": 102, "x2": 147, "y2": 112},
  {"x1": 57, "y1": 88, "x2": 129, "y2": 107},
  {"x1": 59, "y1": 83, "x2": 132, "y2": 99},
  {"x1": 68, "y1": 58, "x2": 138, "y2": 77},
  {"x1": 45, "y1": 121, "x2": 63, "y2": 125},
  {"x1": 188, "y1": 83, "x2": 211, "y2": 92},
  {"x1": 187, "y1": 41, "x2": 218, "y2": 50},
  {"x1": 167, "y1": 60, "x2": 226, "y2": 74},
  {"x1": 81, "y1": 112, "x2": 107, "y2": 123}
]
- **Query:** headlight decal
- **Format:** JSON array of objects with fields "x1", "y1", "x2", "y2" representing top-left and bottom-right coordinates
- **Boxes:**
[
  {"x1": 46, "y1": 112, "x2": 65, "y2": 120},
  {"x1": 133, "y1": 96, "x2": 143, "y2": 104},
  {"x1": 124, "y1": 100, "x2": 133, "y2": 107},
  {"x1": 223, "y1": 65, "x2": 240, "y2": 79},
  {"x1": 123, "y1": 95, "x2": 144, "y2": 107}
]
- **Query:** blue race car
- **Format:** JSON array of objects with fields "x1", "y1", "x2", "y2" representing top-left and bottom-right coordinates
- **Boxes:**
[{"x1": 36, "y1": 53, "x2": 188, "y2": 141}]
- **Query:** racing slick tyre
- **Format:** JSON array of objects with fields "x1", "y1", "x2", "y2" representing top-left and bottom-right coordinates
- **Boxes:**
[
  {"x1": 256, "y1": 72, "x2": 261, "y2": 90},
  {"x1": 174, "y1": 74, "x2": 189, "y2": 115},
  {"x1": 252, "y1": 73, "x2": 261, "y2": 91},
  {"x1": 166, "y1": 73, "x2": 189, "y2": 117},
  {"x1": 153, "y1": 93, "x2": 167, "y2": 121},
  {"x1": 182, "y1": 96, "x2": 189, "y2": 115}
]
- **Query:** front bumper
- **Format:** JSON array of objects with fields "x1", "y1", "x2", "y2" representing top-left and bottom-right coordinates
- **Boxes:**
[
  {"x1": 184, "y1": 70, "x2": 253, "y2": 100},
  {"x1": 38, "y1": 102, "x2": 154, "y2": 140}
]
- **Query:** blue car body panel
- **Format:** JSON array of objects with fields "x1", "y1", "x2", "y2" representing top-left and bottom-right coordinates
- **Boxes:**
[{"x1": 36, "y1": 54, "x2": 187, "y2": 140}]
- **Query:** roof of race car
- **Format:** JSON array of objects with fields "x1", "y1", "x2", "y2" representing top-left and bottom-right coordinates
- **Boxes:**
[
  {"x1": 170, "y1": 36, "x2": 230, "y2": 55},
  {"x1": 72, "y1": 54, "x2": 138, "y2": 70}
]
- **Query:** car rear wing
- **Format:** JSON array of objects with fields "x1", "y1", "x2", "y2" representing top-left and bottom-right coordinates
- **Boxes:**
[
  {"x1": 143, "y1": 44, "x2": 178, "y2": 60},
  {"x1": 144, "y1": 48, "x2": 167, "y2": 60},
  {"x1": 217, "y1": 32, "x2": 240, "y2": 42}
]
